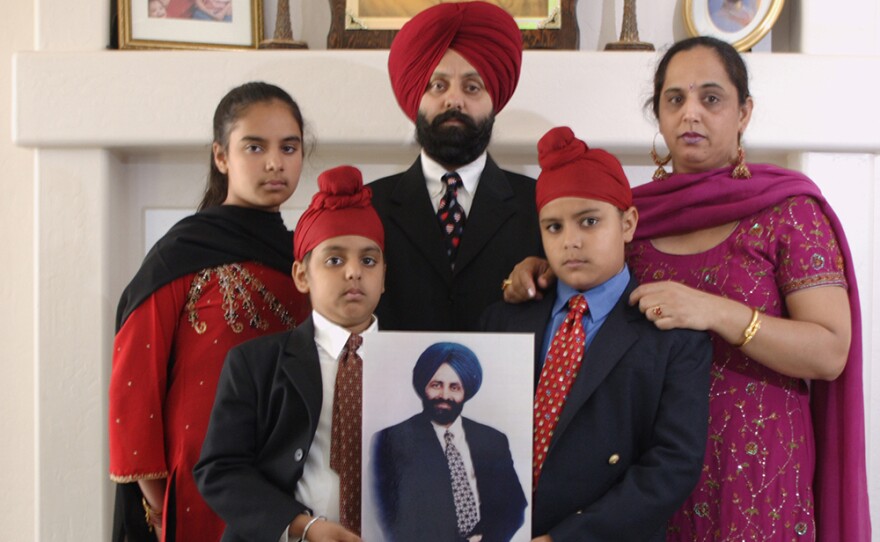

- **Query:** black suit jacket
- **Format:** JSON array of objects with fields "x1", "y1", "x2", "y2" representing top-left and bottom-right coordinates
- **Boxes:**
[
  {"x1": 194, "y1": 318, "x2": 323, "y2": 542},
  {"x1": 369, "y1": 156, "x2": 541, "y2": 331},
  {"x1": 482, "y1": 278, "x2": 712, "y2": 542},
  {"x1": 371, "y1": 411, "x2": 527, "y2": 542}
]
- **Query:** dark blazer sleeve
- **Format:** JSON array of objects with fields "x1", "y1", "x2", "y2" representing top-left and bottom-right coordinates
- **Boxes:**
[
  {"x1": 194, "y1": 336, "x2": 313, "y2": 542},
  {"x1": 548, "y1": 326, "x2": 712, "y2": 542}
]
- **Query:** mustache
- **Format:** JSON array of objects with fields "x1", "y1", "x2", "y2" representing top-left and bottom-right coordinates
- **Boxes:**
[{"x1": 430, "y1": 109, "x2": 479, "y2": 131}]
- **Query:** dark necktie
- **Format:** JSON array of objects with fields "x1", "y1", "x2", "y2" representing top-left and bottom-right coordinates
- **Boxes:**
[
  {"x1": 445, "y1": 430, "x2": 479, "y2": 537},
  {"x1": 330, "y1": 333, "x2": 363, "y2": 534},
  {"x1": 532, "y1": 294, "x2": 589, "y2": 489},
  {"x1": 437, "y1": 172, "x2": 467, "y2": 264}
]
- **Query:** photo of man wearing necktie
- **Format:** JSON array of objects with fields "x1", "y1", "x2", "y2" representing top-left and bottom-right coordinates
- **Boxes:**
[{"x1": 366, "y1": 337, "x2": 532, "y2": 542}]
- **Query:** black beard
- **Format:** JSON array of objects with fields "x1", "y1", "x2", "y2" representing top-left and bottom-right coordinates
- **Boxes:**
[
  {"x1": 415, "y1": 110, "x2": 494, "y2": 168},
  {"x1": 423, "y1": 397, "x2": 464, "y2": 426}
]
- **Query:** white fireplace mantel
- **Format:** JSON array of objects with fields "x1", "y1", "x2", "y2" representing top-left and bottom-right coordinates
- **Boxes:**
[{"x1": 14, "y1": 50, "x2": 880, "y2": 155}]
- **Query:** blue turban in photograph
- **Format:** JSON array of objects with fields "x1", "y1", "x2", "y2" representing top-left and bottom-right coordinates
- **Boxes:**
[{"x1": 412, "y1": 342, "x2": 483, "y2": 401}]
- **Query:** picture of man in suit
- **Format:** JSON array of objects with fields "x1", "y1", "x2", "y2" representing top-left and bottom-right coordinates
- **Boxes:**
[
  {"x1": 369, "y1": 1, "x2": 542, "y2": 332},
  {"x1": 371, "y1": 342, "x2": 527, "y2": 542}
]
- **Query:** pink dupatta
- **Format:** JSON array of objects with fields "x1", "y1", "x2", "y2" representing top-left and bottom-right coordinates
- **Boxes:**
[{"x1": 632, "y1": 163, "x2": 871, "y2": 541}]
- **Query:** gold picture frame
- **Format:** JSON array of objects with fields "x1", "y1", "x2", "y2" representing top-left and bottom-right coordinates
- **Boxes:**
[
  {"x1": 328, "y1": 0, "x2": 579, "y2": 50},
  {"x1": 683, "y1": 0, "x2": 785, "y2": 52},
  {"x1": 118, "y1": 0, "x2": 262, "y2": 50}
]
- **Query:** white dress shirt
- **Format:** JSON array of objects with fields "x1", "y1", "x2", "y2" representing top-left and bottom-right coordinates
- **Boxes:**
[
  {"x1": 421, "y1": 149, "x2": 487, "y2": 216},
  {"x1": 281, "y1": 310, "x2": 378, "y2": 540}
]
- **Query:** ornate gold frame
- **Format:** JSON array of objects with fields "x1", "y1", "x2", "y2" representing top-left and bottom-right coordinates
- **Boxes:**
[
  {"x1": 328, "y1": 0, "x2": 579, "y2": 50},
  {"x1": 118, "y1": 0, "x2": 262, "y2": 50},
  {"x1": 683, "y1": 0, "x2": 785, "y2": 52}
]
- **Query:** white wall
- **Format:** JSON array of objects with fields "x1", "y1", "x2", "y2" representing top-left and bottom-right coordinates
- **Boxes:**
[
  {"x1": 6, "y1": 0, "x2": 880, "y2": 540},
  {"x1": 0, "y1": 2, "x2": 35, "y2": 541}
]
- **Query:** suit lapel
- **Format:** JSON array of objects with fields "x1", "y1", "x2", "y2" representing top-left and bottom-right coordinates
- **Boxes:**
[
  {"x1": 549, "y1": 279, "x2": 641, "y2": 452},
  {"x1": 387, "y1": 158, "x2": 453, "y2": 282},
  {"x1": 507, "y1": 295, "x2": 556, "y2": 385},
  {"x1": 279, "y1": 317, "x2": 323, "y2": 433},
  {"x1": 454, "y1": 156, "x2": 517, "y2": 275}
]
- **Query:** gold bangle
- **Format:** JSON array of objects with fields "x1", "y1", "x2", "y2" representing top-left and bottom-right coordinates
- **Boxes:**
[
  {"x1": 142, "y1": 497, "x2": 163, "y2": 532},
  {"x1": 501, "y1": 278, "x2": 513, "y2": 291},
  {"x1": 736, "y1": 308, "x2": 762, "y2": 348}
]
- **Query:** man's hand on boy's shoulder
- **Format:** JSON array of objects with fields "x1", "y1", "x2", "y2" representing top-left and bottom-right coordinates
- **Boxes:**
[{"x1": 503, "y1": 256, "x2": 555, "y2": 303}]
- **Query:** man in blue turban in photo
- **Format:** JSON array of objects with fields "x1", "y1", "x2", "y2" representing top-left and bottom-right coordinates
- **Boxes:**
[{"x1": 371, "y1": 342, "x2": 526, "y2": 542}]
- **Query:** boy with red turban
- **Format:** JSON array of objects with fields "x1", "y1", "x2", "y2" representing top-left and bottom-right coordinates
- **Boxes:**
[
  {"x1": 369, "y1": 1, "x2": 542, "y2": 332},
  {"x1": 482, "y1": 127, "x2": 712, "y2": 542},
  {"x1": 196, "y1": 166, "x2": 384, "y2": 542}
]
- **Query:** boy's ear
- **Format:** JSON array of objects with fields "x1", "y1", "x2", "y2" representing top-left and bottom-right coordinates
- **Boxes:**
[
  {"x1": 292, "y1": 261, "x2": 310, "y2": 294},
  {"x1": 212, "y1": 142, "x2": 229, "y2": 174},
  {"x1": 621, "y1": 206, "x2": 639, "y2": 243}
]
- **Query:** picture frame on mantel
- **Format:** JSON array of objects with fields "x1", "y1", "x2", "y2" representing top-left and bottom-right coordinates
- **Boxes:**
[
  {"x1": 327, "y1": 0, "x2": 579, "y2": 49},
  {"x1": 118, "y1": 0, "x2": 262, "y2": 50},
  {"x1": 683, "y1": 0, "x2": 785, "y2": 52}
]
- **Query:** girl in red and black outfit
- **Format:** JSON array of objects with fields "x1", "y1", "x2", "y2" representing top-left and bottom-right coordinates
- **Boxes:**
[{"x1": 109, "y1": 82, "x2": 310, "y2": 542}]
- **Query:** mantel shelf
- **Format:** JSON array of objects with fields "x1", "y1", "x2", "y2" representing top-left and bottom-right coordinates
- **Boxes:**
[{"x1": 13, "y1": 50, "x2": 880, "y2": 155}]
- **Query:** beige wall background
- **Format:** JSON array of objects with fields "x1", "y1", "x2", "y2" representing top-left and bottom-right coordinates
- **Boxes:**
[{"x1": 1, "y1": 2, "x2": 35, "y2": 540}]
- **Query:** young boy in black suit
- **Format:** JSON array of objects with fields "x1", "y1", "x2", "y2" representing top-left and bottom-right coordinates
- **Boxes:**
[
  {"x1": 482, "y1": 127, "x2": 712, "y2": 542},
  {"x1": 195, "y1": 166, "x2": 384, "y2": 542}
]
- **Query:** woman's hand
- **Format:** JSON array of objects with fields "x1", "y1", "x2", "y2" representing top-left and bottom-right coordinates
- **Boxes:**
[
  {"x1": 629, "y1": 280, "x2": 720, "y2": 332},
  {"x1": 630, "y1": 281, "x2": 851, "y2": 381},
  {"x1": 503, "y1": 257, "x2": 555, "y2": 303}
]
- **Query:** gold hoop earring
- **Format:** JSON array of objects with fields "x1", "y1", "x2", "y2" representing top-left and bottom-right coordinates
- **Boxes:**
[
  {"x1": 650, "y1": 133, "x2": 671, "y2": 181},
  {"x1": 731, "y1": 143, "x2": 751, "y2": 179}
]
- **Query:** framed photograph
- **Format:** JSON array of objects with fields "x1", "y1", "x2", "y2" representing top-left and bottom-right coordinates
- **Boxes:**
[
  {"x1": 328, "y1": 0, "x2": 578, "y2": 49},
  {"x1": 683, "y1": 0, "x2": 785, "y2": 51},
  {"x1": 362, "y1": 332, "x2": 534, "y2": 541},
  {"x1": 117, "y1": 0, "x2": 262, "y2": 50}
]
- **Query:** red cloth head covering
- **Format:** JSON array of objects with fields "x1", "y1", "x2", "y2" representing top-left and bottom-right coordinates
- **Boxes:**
[
  {"x1": 293, "y1": 165, "x2": 384, "y2": 261},
  {"x1": 536, "y1": 126, "x2": 633, "y2": 213},
  {"x1": 387, "y1": 1, "x2": 523, "y2": 122}
]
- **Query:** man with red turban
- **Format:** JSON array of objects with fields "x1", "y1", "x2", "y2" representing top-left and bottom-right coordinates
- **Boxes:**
[
  {"x1": 483, "y1": 127, "x2": 711, "y2": 541},
  {"x1": 369, "y1": 1, "x2": 542, "y2": 332}
]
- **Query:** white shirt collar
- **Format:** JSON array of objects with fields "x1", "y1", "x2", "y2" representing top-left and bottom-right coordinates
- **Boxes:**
[
  {"x1": 421, "y1": 149, "x2": 487, "y2": 200},
  {"x1": 311, "y1": 310, "x2": 378, "y2": 360}
]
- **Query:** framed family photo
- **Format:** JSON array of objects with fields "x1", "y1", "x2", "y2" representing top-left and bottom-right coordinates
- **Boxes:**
[
  {"x1": 683, "y1": 0, "x2": 785, "y2": 51},
  {"x1": 117, "y1": 0, "x2": 262, "y2": 50},
  {"x1": 328, "y1": 0, "x2": 578, "y2": 49}
]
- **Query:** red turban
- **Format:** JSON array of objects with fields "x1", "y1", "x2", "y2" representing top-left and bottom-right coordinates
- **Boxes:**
[
  {"x1": 293, "y1": 165, "x2": 385, "y2": 261},
  {"x1": 536, "y1": 127, "x2": 633, "y2": 213},
  {"x1": 388, "y1": 1, "x2": 523, "y2": 122}
]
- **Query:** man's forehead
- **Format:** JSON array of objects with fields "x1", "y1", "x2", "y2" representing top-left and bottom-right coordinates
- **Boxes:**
[
  {"x1": 430, "y1": 362, "x2": 462, "y2": 382},
  {"x1": 430, "y1": 49, "x2": 483, "y2": 79}
]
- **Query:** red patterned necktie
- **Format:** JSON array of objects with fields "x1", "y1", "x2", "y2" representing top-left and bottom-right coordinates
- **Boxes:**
[
  {"x1": 330, "y1": 333, "x2": 363, "y2": 534},
  {"x1": 437, "y1": 172, "x2": 467, "y2": 264},
  {"x1": 532, "y1": 294, "x2": 588, "y2": 489}
]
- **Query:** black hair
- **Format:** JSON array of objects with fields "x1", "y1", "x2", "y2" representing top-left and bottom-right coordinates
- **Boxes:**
[
  {"x1": 197, "y1": 82, "x2": 306, "y2": 211},
  {"x1": 648, "y1": 36, "x2": 751, "y2": 119}
]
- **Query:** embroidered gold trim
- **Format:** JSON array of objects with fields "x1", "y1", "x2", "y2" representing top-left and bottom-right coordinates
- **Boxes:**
[
  {"x1": 186, "y1": 263, "x2": 296, "y2": 335},
  {"x1": 110, "y1": 470, "x2": 169, "y2": 483}
]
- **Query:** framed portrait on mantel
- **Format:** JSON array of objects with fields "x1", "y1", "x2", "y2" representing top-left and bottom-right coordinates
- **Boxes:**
[
  {"x1": 117, "y1": 0, "x2": 262, "y2": 50},
  {"x1": 327, "y1": 0, "x2": 579, "y2": 49},
  {"x1": 683, "y1": 0, "x2": 785, "y2": 51}
]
